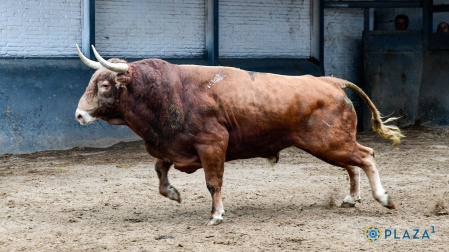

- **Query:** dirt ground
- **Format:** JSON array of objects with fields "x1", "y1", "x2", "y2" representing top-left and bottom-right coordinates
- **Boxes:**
[{"x1": 1, "y1": 127, "x2": 448, "y2": 251}]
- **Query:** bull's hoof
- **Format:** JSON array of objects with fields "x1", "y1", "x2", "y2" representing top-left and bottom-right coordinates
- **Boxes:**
[
  {"x1": 384, "y1": 196, "x2": 396, "y2": 210},
  {"x1": 160, "y1": 185, "x2": 181, "y2": 203},
  {"x1": 205, "y1": 216, "x2": 223, "y2": 226},
  {"x1": 340, "y1": 201, "x2": 356, "y2": 208},
  {"x1": 266, "y1": 153, "x2": 280, "y2": 166},
  {"x1": 341, "y1": 195, "x2": 361, "y2": 208},
  {"x1": 167, "y1": 186, "x2": 181, "y2": 203}
]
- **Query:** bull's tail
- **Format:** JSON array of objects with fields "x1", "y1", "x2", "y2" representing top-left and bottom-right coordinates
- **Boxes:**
[{"x1": 340, "y1": 81, "x2": 404, "y2": 145}]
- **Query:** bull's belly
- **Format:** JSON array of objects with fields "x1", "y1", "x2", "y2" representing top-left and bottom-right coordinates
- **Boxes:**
[
  {"x1": 224, "y1": 133, "x2": 293, "y2": 161},
  {"x1": 225, "y1": 146, "x2": 287, "y2": 161},
  {"x1": 170, "y1": 135, "x2": 291, "y2": 173}
]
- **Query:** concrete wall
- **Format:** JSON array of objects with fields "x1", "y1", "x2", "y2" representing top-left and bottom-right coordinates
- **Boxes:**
[
  {"x1": 0, "y1": 0, "x2": 82, "y2": 57},
  {"x1": 324, "y1": 8, "x2": 364, "y2": 82},
  {"x1": 323, "y1": 8, "x2": 365, "y2": 129},
  {"x1": 362, "y1": 31, "x2": 449, "y2": 129},
  {"x1": 423, "y1": 1, "x2": 449, "y2": 125},
  {"x1": 419, "y1": 50, "x2": 449, "y2": 126}
]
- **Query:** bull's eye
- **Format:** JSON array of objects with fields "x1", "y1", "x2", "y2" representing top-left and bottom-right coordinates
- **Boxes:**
[{"x1": 99, "y1": 81, "x2": 110, "y2": 89}]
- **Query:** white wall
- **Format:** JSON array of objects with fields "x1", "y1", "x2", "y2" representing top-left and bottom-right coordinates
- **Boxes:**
[
  {"x1": 219, "y1": 0, "x2": 311, "y2": 58},
  {"x1": 0, "y1": 0, "x2": 82, "y2": 57},
  {"x1": 95, "y1": 0, "x2": 205, "y2": 58},
  {"x1": 0, "y1": 0, "x2": 382, "y2": 83}
]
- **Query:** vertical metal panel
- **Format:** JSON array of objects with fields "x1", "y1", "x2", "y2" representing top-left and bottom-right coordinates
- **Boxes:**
[
  {"x1": 319, "y1": 0, "x2": 324, "y2": 69},
  {"x1": 82, "y1": 0, "x2": 95, "y2": 59},
  {"x1": 206, "y1": 0, "x2": 219, "y2": 65},
  {"x1": 364, "y1": 8, "x2": 370, "y2": 32},
  {"x1": 422, "y1": 0, "x2": 432, "y2": 51},
  {"x1": 311, "y1": 0, "x2": 321, "y2": 65},
  {"x1": 89, "y1": 0, "x2": 95, "y2": 57}
]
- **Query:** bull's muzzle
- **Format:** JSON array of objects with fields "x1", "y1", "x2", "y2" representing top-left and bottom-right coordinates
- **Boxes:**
[{"x1": 75, "y1": 109, "x2": 96, "y2": 125}]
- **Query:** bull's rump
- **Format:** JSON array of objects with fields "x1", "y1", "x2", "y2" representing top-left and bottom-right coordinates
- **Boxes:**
[{"x1": 198, "y1": 69, "x2": 358, "y2": 160}]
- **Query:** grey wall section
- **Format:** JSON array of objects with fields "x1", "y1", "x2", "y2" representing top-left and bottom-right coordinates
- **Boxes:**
[
  {"x1": 324, "y1": 8, "x2": 365, "y2": 130},
  {"x1": 363, "y1": 31, "x2": 449, "y2": 130},
  {"x1": 364, "y1": 50, "x2": 422, "y2": 127},
  {"x1": 0, "y1": 59, "x2": 138, "y2": 154},
  {"x1": 363, "y1": 31, "x2": 422, "y2": 129},
  {"x1": 419, "y1": 50, "x2": 449, "y2": 126}
]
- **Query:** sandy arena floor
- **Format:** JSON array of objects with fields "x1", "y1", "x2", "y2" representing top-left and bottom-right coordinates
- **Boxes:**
[{"x1": 1, "y1": 127, "x2": 448, "y2": 251}]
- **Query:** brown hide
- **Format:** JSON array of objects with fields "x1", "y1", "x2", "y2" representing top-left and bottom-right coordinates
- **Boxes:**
[
  {"x1": 108, "y1": 59, "x2": 357, "y2": 173},
  {"x1": 77, "y1": 57, "x2": 401, "y2": 224}
]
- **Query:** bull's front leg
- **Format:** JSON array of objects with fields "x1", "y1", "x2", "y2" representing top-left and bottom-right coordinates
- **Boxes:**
[
  {"x1": 155, "y1": 159, "x2": 181, "y2": 203},
  {"x1": 197, "y1": 144, "x2": 226, "y2": 226}
]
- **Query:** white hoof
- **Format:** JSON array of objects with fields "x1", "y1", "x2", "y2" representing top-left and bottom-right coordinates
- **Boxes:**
[
  {"x1": 205, "y1": 216, "x2": 223, "y2": 226},
  {"x1": 341, "y1": 194, "x2": 361, "y2": 208}
]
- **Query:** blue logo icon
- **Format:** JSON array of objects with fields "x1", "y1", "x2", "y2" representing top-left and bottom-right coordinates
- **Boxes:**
[{"x1": 365, "y1": 225, "x2": 382, "y2": 243}]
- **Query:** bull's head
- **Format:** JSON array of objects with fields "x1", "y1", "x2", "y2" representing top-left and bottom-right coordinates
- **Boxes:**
[{"x1": 75, "y1": 45, "x2": 130, "y2": 126}]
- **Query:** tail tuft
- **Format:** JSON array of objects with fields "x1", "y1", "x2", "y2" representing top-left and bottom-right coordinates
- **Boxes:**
[
  {"x1": 340, "y1": 81, "x2": 405, "y2": 145},
  {"x1": 371, "y1": 116, "x2": 405, "y2": 145}
]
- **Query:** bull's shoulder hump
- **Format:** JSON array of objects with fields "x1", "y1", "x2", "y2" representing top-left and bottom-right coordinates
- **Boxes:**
[
  {"x1": 178, "y1": 64, "x2": 242, "y2": 73},
  {"x1": 131, "y1": 58, "x2": 175, "y2": 70}
]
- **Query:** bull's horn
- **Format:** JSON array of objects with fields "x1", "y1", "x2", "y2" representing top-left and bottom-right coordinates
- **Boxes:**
[
  {"x1": 76, "y1": 44, "x2": 101, "y2": 69},
  {"x1": 91, "y1": 45, "x2": 128, "y2": 73}
]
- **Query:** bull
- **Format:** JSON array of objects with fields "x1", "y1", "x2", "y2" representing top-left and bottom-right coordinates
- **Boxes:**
[{"x1": 75, "y1": 45, "x2": 404, "y2": 225}]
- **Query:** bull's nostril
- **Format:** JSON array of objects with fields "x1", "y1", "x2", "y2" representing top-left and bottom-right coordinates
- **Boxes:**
[{"x1": 75, "y1": 109, "x2": 96, "y2": 125}]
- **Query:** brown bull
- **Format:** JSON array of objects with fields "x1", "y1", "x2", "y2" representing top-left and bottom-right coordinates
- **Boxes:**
[{"x1": 75, "y1": 45, "x2": 404, "y2": 225}]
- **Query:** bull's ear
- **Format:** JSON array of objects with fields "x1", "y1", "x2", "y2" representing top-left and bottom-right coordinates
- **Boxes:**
[{"x1": 115, "y1": 69, "x2": 132, "y2": 88}]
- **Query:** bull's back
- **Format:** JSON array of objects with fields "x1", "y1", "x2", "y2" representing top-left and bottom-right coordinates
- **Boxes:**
[{"x1": 196, "y1": 68, "x2": 352, "y2": 160}]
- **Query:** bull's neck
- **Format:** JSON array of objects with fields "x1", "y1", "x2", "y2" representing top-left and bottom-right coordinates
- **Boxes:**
[{"x1": 119, "y1": 59, "x2": 185, "y2": 144}]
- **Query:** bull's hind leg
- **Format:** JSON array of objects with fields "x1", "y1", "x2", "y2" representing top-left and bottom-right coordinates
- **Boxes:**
[
  {"x1": 300, "y1": 141, "x2": 395, "y2": 209},
  {"x1": 341, "y1": 165, "x2": 361, "y2": 208},
  {"x1": 355, "y1": 144, "x2": 396, "y2": 209},
  {"x1": 155, "y1": 159, "x2": 181, "y2": 203}
]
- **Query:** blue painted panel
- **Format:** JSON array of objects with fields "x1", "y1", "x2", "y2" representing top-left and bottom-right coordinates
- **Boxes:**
[
  {"x1": 0, "y1": 58, "x2": 322, "y2": 154},
  {"x1": 0, "y1": 59, "x2": 138, "y2": 154}
]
